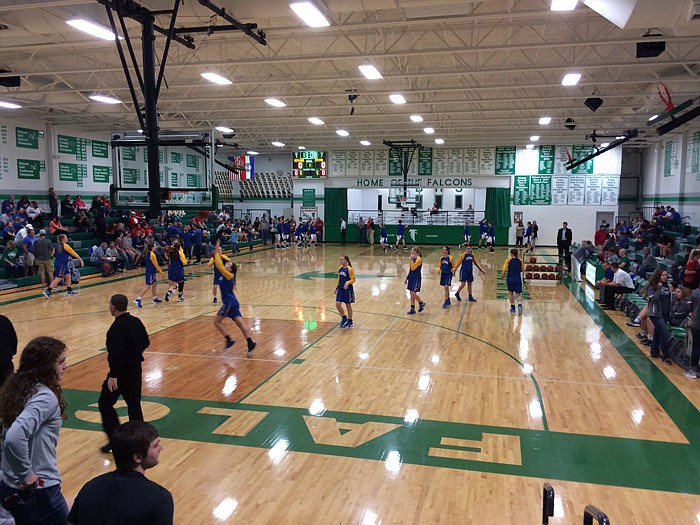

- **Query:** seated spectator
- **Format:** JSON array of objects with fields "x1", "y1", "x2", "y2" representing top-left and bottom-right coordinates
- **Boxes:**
[
  {"x1": 114, "y1": 232, "x2": 135, "y2": 269},
  {"x1": 1, "y1": 195, "x2": 15, "y2": 215},
  {"x1": 595, "y1": 260, "x2": 615, "y2": 303},
  {"x1": 618, "y1": 248, "x2": 631, "y2": 273},
  {"x1": 601, "y1": 261, "x2": 635, "y2": 311},
  {"x1": 48, "y1": 216, "x2": 68, "y2": 237},
  {"x1": 658, "y1": 234, "x2": 676, "y2": 258},
  {"x1": 1, "y1": 240, "x2": 21, "y2": 279},
  {"x1": 637, "y1": 246, "x2": 657, "y2": 277},
  {"x1": 91, "y1": 242, "x2": 118, "y2": 275},
  {"x1": 105, "y1": 241, "x2": 125, "y2": 271},
  {"x1": 90, "y1": 195, "x2": 103, "y2": 216},
  {"x1": 602, "y1": 233, "x2": 617, "y2": 253},
  {"x1": 73, "y1": 209, "x2": 89, "y2": 232},
  {"x1": 616, "y1": 232, "x2": 629, "y2": 250},
  {"x1": 61, "y1": 195, "x2": 74, "y2": 217},
  {"x1": 683, "y1": 249, "x2": 700, "y2": 289},
  {"x1": 26, "y1": 201, "x2": 45, "y2": 227},
  {"x1": 17, "y1": 195, "x2": 30, "y2": 210},
  {"x1": 1, "y1": 222, "x2": 14, "y2": 242},
  {"x1": 13, "y1": 207, "x2": 28, "y2": 225},
  {"x1": 73, "y1": 195, "x2": 87, "y2": 213}
]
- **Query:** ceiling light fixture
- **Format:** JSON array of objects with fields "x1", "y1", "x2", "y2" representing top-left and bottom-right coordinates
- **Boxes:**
[
  {"x1": 539, "y1": 116, "x2": 552, "y2": 125},
  {"x1": 360, "y1": 140, "x2": 371, "y2": 146},
  {"x1": 526, "y1": 144, "x2": 535, "y2": 149},
  {"x1": 336, "y1": 129, "x2": 350, "y2": 137},
  {"x1": 530, "y1": 135, "x2": 540, "y2": 141},
  {"x1": 289, "y1": 2, "x2": 330, "y2": 27},
  {"x1": 66, "y1": 19, "x2": 123, "y2": 41},
  {"x1": 550, "y1": 0, "x2": 578, "y2": 11},
  {"x1": 410, "y1": 115, "x2": 424, "y2": 122},
  {"x1": 0, "y1": 100, "x2": 22, "y2": 109},
  {"x1": 89, "y1": 94, "x2": 121, "y2": 104},
  {"x1": 298, "y1": 146, "x2": 306, "y2": 150},
  {"x1": 600, "y1": 142, "x2": 610, "y2": 148},
  {"x1": 246, "y1": 151, "x2": 259, "y2": 155},
  {"x1": 562, "y1": 73, "x2": 582, "y2": 86},
  {"x1": 271, "y1": 141, "x2": 285, "y2": 147},
  {"x1": 434, "y1": 138, "x2": 444, "y2": 145},
  {"x1": 264, "y1": 98, "x2": 287, "y2": 108},
  {"x1": 358, "y1": 65, "x2": 383, "y2": 80},
  {"x1": 308, "y1": 117, "x2": 324, "y2": 125},
  {"x1": 423, "y1": 127, "x2": 435, "y2": 134},
  {"x1": 200, "y1": 72, "x2": 232, "y2": 85},
  {"x1": 389, "y1": 94, "x2": 406, "y2": 105},
  {"x1": 215, "y1": 126, "x2": 234, "y2": 133}
]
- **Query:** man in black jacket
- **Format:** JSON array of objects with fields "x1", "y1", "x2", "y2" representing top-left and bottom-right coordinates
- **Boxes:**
[
  {"x1": 557, "y1": 221, "x2": 573, "y2": 271},
  {"x1": 0, "y1": 314, "x2": 17, "y2": 386},
  {"x1": 99, "y1": 294, "x2": 150, "y2": 453}
]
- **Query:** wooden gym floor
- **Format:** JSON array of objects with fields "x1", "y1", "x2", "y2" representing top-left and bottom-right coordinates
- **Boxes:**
[{"x1": 3, "y1": 243, "x2": 700, "y2": 524}]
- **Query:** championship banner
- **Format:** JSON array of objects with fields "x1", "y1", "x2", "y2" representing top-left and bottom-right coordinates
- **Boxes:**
[{"x1": 228, "y1": 155, "x2": 254, "y2": 180}]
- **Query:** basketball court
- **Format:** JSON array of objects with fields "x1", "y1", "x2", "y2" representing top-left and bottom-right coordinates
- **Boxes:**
[{"x1": 3, "y1": 242, "x2": 700, "y2": 523}]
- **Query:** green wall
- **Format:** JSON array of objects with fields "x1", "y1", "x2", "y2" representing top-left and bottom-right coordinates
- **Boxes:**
[{"x1": 325, "y1": 224, "x2": 509, "y2": 245}]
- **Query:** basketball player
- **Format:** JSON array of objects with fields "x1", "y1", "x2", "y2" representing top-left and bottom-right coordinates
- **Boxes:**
[
  {"x1": 438, "y1": 246, "x2": 455, "y2": 308},
  {"x1": 43, "y1": 234, "x2": 84, "y2": 298},
  {"x1": 335, "y1": 255, "x2": 355, "y2": 328},
  {"x1": 164, "y1": 241, "x2": 187, "y2": 303},
  {"x1": 502, "y1": 248, "x2": 523, "y2": 315},
  {"x1": 395, "y1": 220, "x2": 406, "y2": 250},
  {"x1": 208, "y1": 251, "x2": 231, "y2": 304},
  {"x1": 134, "y1": 243, "x2": 164, "y2": 307},
  {"x1": 405, "y1": 246, "x2": 425, "y2": 314},
  {"x1": 454, "y1": 245, "x2": 485, "y2": 302}
]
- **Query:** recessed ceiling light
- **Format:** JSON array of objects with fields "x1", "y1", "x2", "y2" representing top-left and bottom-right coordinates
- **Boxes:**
[
  {"x1": 336, "y1": 129, "x2": 350, "y2": 137},
  {"x1": 215, "y1": 126, "x2": 234, "y2": 133},
  {"x1": 308, "y1": 117, "x2": 324, "y2": 125},
  {"x1": 389, "y1": 94, "x2": 406, "y2": 104},
  {"x1": 410, "y1": 115, "x2": 423, "y2": 122},
  {"x1": 89, "y1": 95, "x2": 121, "y2": 104},
  {"x1": 550, "y1": 0, "x2": 578, "y2": 11},
  {"x1": 137, "y1": 129, "x2": 143, "y2": 133},
  {"x1": 600, "y1": 142, "x2": 610, "y2": 148},
  {"x1": 246, "y1": 151, "x2": 259, "y2": 155},
  {"x1": 526, "y1": 144, "x2": 535, "y2": 149},
  {"x1": 271, "y1": 141, "x2": 285, "y2": 147},
  {"x1": 423, "y1": 127, "x2": 435, "y2": 134},
  {"x1": 615, "y1": 135, "x2": 625, "y2": 140},
  {"x1": 358, "y1": 65, "x2": 383, "y2": 80},
  {"x1": 561, "y1": 73, "x2": 581, "y2": 86},
  {"x1": 66, "y1": 19, "x2": 123, "y2": 41},
  {"x1": 200, "y1": 72, "x2": 232, "y2": 85},
  {"x1": 298, "y1": 146, "x2": 306, "y2": 150},
  {"x1": 264, "y1": 98, "x2": 287, "y2": 108},
  {"x1": 530, "y1": 135, "x2": 540, "y2": 141},
  {"x1": 434, "y1": 138, "x2": 444, "y2": 145},
  {"x1": 648, "y1": 114, "x2": 659, "y2": 122},
  {"x1": 289, "y1": 2, "x2": 330, "y2": 28},
  {"x1": 539, "y1": 116, "x2": 552, "y2": 125},
  {"x1": 360, "y1": 140, "x2": 371, "y2": 146},
  {"x1": 0, "y1": 100, "x2": 22, "y2": 109}
]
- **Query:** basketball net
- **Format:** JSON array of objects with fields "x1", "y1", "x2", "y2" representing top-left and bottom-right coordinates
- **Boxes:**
[{"x1": 400, "y1": 196, "x2": 408, "y2": 206}]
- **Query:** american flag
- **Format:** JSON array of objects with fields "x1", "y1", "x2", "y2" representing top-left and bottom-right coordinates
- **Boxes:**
[{"x1": 228, "y1": 155, "x2": 254, "y2": 180}]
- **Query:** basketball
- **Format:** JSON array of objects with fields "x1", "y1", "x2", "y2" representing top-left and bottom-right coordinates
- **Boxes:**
[
  {"x1": 547, "y1": 265, "x2": 554, "y2": 272},
  {"x1": 525, "y1": 264, "x2": 532, "y2": 271},
  {"x1": 534, "y1": 273, "x2": 540, "y2": 279},
  {"x1": 526, "y1": 272, "x2": 532, "y2": 279},
  {"x1": 555, "y1": 265, "x2": 562, "y2": 271},
  {"x1": 529, "y1": 256, "x2": 537, "y2": 263},
  {"x1": 100, "y1": 263, "x2": 113, "y2": 277}
]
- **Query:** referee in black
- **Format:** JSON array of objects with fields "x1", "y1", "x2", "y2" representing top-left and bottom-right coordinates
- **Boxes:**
[{"x1": 98, "y1": 294, "x2": 150, "y2": 453}]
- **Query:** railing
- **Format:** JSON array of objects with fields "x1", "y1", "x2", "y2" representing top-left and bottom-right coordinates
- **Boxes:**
[
  {"x1": 583, "y1": 505, "x2": 611, "y2": 525},
  {"x1": 542, "y1": 483, "x2": 555, "y2": 525},
  {"x1": 347, "y1": 209, "x2": 484, "y2": 226}
]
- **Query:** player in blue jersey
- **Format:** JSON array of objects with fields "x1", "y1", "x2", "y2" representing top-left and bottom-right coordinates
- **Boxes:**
[
  {"x1": 460, "y1": 220, "x2": 471, "y2": 248},
  {"x1": 438, "y1": 246, "x2": 456, "y2": 308},
  {"x1": 134, "y1": 243, "x2": 164, "y2": 307},
  {"x1": 395, "y1": 220, "x2": 407, "y2": 250},
  {"x1": 296, "y1": 222, "x2": 308, "y2": 248},
  {"x1": 309, "y1": 222, "x2": 318, "y2": 247},
  {"x1": 208, "y1": 251, "x2": 231, "y2": 303},
  {"x1": 379, "y1": 223, "x2": 390, "y2": 253},
  {"x1": 477, "y1": 219, "x2": 488, "y2": 249},
  {"x1": 487, "y1": 222, "x2": 496, "y2": 252},
  {"x1": 164, "y1": 241, "x2": 187, "y2": 302},
  {"x1": 405, "y1": 247, "x2": 425, "y2": 314},
  {"x1": 212, "y1": 243, "x2": 257, "y2": 354},
  {"x1": 454, "y1": 245, "x2": 485, "y2": 302},
  {"x1": 335, "y1": 255, "x2": 356, "y2": 328},
  {"x1": 501, "y1": 248, "x2": 523, "y2": 314},
  {"x1": 43, "y1": 233, "x2": 84, "y2": 298},
  {"x1": 282, "y1": 220, "x2": 291, "y2": 248}
]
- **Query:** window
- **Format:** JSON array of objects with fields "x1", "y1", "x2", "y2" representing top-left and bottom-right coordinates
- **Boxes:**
[
  {"x1": 435, "y1": 195, "x2": 443, "y2": 208},
  {"x1": 455, "y1": 195, "x2": 463, "y2": 209}
]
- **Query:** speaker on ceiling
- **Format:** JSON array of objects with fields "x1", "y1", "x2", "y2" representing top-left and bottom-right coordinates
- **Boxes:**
[
  {"x1": 0, "y1": 70, "x2": 20, "y2": 88},
  {"x1": 636, "y1": 41, "x2": 665, "y2": 58},
  {"x1": 584, "y1": 97, "x2": 604, "y2": 112}
]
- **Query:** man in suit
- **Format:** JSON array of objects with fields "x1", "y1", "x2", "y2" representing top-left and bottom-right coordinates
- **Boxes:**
[{"x1": 557, "y1": 221, "x2": 573, "y2": 270}]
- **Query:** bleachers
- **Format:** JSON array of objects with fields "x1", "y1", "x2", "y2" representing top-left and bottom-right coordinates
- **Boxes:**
[{"x1": 236, "y1": 172, "x2": 292, "y2": 199}]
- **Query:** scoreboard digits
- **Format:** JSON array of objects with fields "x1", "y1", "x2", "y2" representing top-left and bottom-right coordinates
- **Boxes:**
[{"x1": 292, "y1": 150, "x2": 327, "y2": 178}]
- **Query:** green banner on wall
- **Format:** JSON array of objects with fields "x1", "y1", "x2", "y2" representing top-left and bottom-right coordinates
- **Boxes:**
[
  {"x1": 17, "y1": 159, "x2": 41, "y2": 179},
  {"x1": 92, "y1": 140, "x2": 109, "y2": 159},
  {"x1": 538, "y1": 145, "x2": 555, "y2": 174},
  {"x1": 122, "y1": 147, "x2": 137, "y2": 161},
  {"x1": 418, "y1": 147, "x2": 433, "y2": 176},
  {"x1": 16, "y1": 127, "x2": 40, "y2": 149},
  {"x1": 58, "y1": 162, "x2": 78, "y2": 182},
  {"x1": 495, "y1": 146, "x2": 516, "y2": 175},
  {"x1": 93, "y1": 165, "x2": 111, "y2": 183},
  {"x1": 302, "y1": 188, "x2": 316, "y2": 206},
  {"x1": 57, "y1": 134, "x2": 77, "y2": 155},
  {"x1": 571, "y1": 145, "x2": 594, "y2": 174},
  {"x1": 123, "y1": 167, "x2": 140, "y2": 184},
  {"x1": 513, "y1": 176, "x2": 530, "y2": 205},
  {"x1": 529, "y1": 175, "x2": 552, "y2": 205}
]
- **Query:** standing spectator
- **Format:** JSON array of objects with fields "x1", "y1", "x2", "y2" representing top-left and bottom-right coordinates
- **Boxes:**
[
  {"x1": 557, "y1": 221, "x2": 573, "y2": 270},
  {"x1": 48, "y1": 188, "x2": 58, "y2": 219},
  {"x1": 340, "y1": 217, "x2": 347, "y2": 245},
  {"x1": 21, "y1": 225, "x2": 37, "y2": 276},
  {"x1": 647, "y1": 269, "x2": 673, "y2": 363},
  {"x1": 314, "y1": 217, "x2": 324, "y2": 243},
  {"x1": 515, "y1": 222, "x2": 525, "y2": 247},
  {"x1": 466, "y1": 204, "x2": 475, "y2": 222},
  {"x1": 33, "y1": 229, "x2": 54, "y2": 290},
  {"x1": 601, "y1": 261, "x2": 635, "y2": 311},
  {"x1": 66, "y1": 421, "x2": 174, "y2": 525},
  {"x1": 685, "y1": 288, "x2": 700, "y2": 378},
  {"x1": 594, "y1": 224, "x2": 608, "y2": 248},
  {"x1": 60, "y1": 195, "x2": 73, "y2": 218},
  {"x1": 0, "y1": 336, "x2": 70, "y2": 525},
  {"x1": 531, "y1": 220, "x2": 539, "y2": 249},
  {"x1": 571, "y1": 241, "x2": 594, "y2": 282},
  {"x1": 357, "y1": 216, "x2": 366, "y2": 245},
  {"x1": 683, "y1": 249, "x2": 700, "y2": 289},
  {"x1": 366, "y1": 217, "x2": 375, "y2": 246},
  {"x1": 0, "y1": 315, "x2": 17, "y2": 386},
  {"x1": 98, "y1": 294, "x2": 150, "y2": 453},
  {"x1": 259, "y1": 216, "x2": 270, "y2": 245}
]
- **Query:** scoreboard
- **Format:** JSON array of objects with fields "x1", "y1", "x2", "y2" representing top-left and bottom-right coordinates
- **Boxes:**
[{"x1": 292, "y1": 150, "x2": 327, "y2": 178}]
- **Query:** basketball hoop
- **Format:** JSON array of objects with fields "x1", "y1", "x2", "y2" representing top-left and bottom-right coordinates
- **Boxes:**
[{"x1": 400, "y1": 196, "x2": 408, "y2": 207}]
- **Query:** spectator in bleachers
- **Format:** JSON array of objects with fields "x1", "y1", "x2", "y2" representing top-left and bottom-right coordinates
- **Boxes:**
[
  {"x1": 2, "y1": 240, "x2": 21, "y2": 279},
  {"x1": 48, "y1": 187, "x2": 58, "y2": 218},
  {"x1": 616, "y1": 232, "x2": 629, "y2": 250},
  {"x1": 106, "y1": 241, "x2": 125, "y2": 272},
  {"x1": 94, "y1": 213, "x2": 107, "y2": 243},
  {"x1": 74, "y1": 195, "x2": 87, "y2": 214},
  {"x1": 657, "y1": 234, "x2": 676, "y2": 258},
  {"x1": 90, "y1": 195, "x2": 103, "y2": 216},
  {"x1": 1, "y1": 221, "x2": 14, "y2": 242},
  {"x1": 595, "y1": 260, "x2": 615, "y2": 303},
  {"x1": 27, "y1": 201, "x2": 45, "y2": 227},
  {"x1": 61, "y1": 195, "x2": 73, "y2": 218},
  {"x1": 637, "y1": 246, "x2": 657, "y2": 277},
  {"x1": 618, "y1": 248, "x2": 631, "y2": 273},
  {"x1": 17, "y1": 195, "x2": 30, "y2": 210},
  {"x1": 682, "y1": 249, "x2": 700, "y2": 289},
  {"x1": 21, "y1": 224, "x2": 38, "y2": 276},
  {"x1": 13, "y1": 207, "x2": 28, "y2": 225},
  {"x1": 646, "y1": 268, "x2": 673, "y2": 363},
  {"x1": 14, "y1": 221, "x2": 29, "y2": 245},
  {"x1": 114, "y1": 232, "x2": 135, "y2": 270},
  {"x1": 602, "y1": 233, "x2": 616, "y2": 253},
  {"x1": 131, "y1": 230, "x2": 145, "y2": 257},
  {"x1": 601, "y1": 260, "x2": 634, "y2": 311},
  {"x1": 0, "y1": 211, "x2": 10, "y2": 228},
  {"x1": 1, "y1": 195, "x2": 15, "y2": 215},
  {"x1": 33, "y1": 229, "x2": 54, "y2": 290},
  {"x1": 91, "y1": 242, "x2": 118, "y2": 275},
  {"x1": 74, "y1": 209, "x2": 89, "y2": 232},
  {"x1": 670, "y1": 286, "x2": 692, "y2": 327}
]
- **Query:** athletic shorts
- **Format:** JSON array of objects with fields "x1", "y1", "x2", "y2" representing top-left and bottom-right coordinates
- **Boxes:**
[
  {"x1": 335, "y1": 286, "x2": 355, "y2": 304},
  {"x1": 396, "y1": 234, "x2": 404, "y2": 241},
  {"x1": 506, "y1": 277, "x2": 522, "y2": 294},
  {"x1": 145, "y1": 271, "x2": 158, "y2": 285},
  {"x1": 380, "y1": 236, "x2": 388, "y2": 244},
  {"x1": 480, "y1": 232, "x2": 488, "y2": 240},
  {"x1": 217, "y1": 300, "x2": 241, "y2": 319},
  {"x1": 440, "y1": 273, "x2": 452, "y2": 286},
  {"x1": 464, "y1": 235, "x2": 471, "y2": 243},
  {"x1": 54, "y1": 261, "x2": 69, "y2": 277},
  {"x1": 460, "y1": 267, "x2": 474, "y2": 283},
  {"x1": 407, "y1": 278, "x2": 421, "y2": 293},
  {"x1": 37, "y1": 259, "x2": 53, "y2": 275},
  {"x1": 168, "y1": 268, "x2": 184, "y2": 282}
]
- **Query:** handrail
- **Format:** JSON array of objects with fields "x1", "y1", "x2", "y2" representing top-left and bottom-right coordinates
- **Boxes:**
[
  {"x1": 583, "y1": 504, "x2": 610, "y2": 525},
  {"x1": 347, "y1": 209, "x2": 484, "y2": 226},
  {"x1": 542, "y1": 483, "x2": 555, "y2": 525}
]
